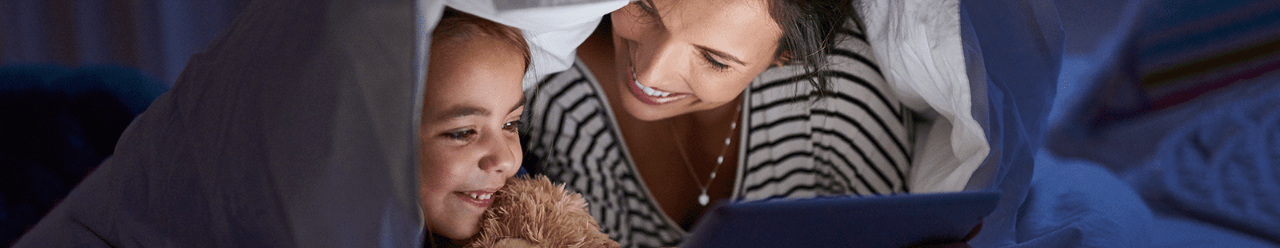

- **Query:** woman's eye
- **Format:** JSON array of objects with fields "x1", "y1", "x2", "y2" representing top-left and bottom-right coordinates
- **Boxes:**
[
  {"x1": 634, "y1": 1, "x2": 658, "y2": 16},
  {"x1": 703, "y1": 52, "x2": 731, "y2": 71},
  {"x1": 443, "y1": 129, "x2": 477, "y2": 141},
  {"x1": 502, "y1": 120, "x2": 522, "y2": 133}
]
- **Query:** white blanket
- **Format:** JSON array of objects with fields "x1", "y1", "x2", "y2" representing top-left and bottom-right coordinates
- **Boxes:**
[{"x1": 862, "y1": 0, "x2": 988, "y2": 193}]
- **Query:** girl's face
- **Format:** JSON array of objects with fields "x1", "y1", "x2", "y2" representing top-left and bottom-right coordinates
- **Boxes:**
[
  {"x1": 609, "y1": 0, "x2": 783, "y2": 121},
  {"x1": 419, "y1": 36, "x2": 524, "y2": 240}
]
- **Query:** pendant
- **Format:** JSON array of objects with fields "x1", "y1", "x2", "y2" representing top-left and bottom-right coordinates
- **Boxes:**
[{"x1": 698, "y1": 191, "x2": 710, "y2": 206}]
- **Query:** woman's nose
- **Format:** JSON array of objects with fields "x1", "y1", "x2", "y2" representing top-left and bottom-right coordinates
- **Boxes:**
[{"x1": 636, "y1": 35, "x2": 687, "y2": 89}]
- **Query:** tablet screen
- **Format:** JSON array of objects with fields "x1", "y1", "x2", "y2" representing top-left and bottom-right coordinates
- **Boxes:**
[{"x1": 681, "y1": 190, "x2": 1000, "y2": 248}]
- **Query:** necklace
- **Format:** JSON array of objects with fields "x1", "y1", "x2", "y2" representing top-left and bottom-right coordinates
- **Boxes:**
[{"x1": 670, "y1": 104, "x2": 742, "y2": 206}]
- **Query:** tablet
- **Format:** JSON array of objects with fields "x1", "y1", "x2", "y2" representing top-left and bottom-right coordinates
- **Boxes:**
[{"x1": 680, "y1": 190, "x2": 1000, "y2": 248}]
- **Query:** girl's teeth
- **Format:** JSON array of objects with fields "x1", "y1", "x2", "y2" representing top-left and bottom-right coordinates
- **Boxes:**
[{"x1": 466, "y1": 193, "x2": 492, "y2": 200}]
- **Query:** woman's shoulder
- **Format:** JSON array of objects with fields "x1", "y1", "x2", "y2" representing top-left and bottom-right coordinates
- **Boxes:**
[
  {"x1": 523, "y1": 60, "x2": 613, "y2": 143},
  {"x1": 740, "y1": 21, "x2": 914, "y2": 198},
  {"x1": 530, "y1": 61, "x2": 595, "y2": 96}
]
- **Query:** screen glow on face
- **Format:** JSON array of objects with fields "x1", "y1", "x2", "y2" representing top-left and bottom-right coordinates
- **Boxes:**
[
  {"x1": 418, "y1": 35, "x2": 525, "y2": 240},
  {"x1": 608, "y1": 0, "x2": 783, "y2": 121}
]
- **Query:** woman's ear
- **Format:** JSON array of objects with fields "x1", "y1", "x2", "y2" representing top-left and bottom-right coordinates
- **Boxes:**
[{"x1": 772, "y1": 51, "x2": 792, "y2": 68}]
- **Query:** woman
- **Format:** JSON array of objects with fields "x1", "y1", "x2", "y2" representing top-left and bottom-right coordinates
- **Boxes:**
[{"x1": 523, "y1": 0, "x2": 913, "y2": 246}]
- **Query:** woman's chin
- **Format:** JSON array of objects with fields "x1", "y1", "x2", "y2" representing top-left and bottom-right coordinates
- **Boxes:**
[{"x1": 620, "y1": 97, "x2": 680, "y2": 121}]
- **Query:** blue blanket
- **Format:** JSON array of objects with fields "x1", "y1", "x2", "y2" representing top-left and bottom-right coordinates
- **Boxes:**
[
  {"x1": 1036, "y1": 78, "x2": 1280, "y2": 248},
  {"x1": 1123, "y1": 81, "x2": 1280, "y2": 243},
  {"x1": 1043, "y1": 0, "x2": 1280, "y2": 246}
]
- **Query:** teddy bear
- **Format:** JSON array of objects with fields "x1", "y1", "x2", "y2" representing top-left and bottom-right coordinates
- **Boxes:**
[{"x1": 466, "y1": 175, "x2": 620, "y2": 248}]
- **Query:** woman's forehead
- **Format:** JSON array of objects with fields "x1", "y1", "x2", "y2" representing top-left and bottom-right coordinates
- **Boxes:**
[
  {"x1": 655, "y1": 0, "x2": 775, "y2": 29},
  {"x1": 656, "y1": 0, "x2": 782, "y2": 61}
]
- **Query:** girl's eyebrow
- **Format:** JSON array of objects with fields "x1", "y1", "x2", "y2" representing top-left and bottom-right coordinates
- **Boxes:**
[
  {"x1": 695, "y1": 45, "x2": 747, "y2": 66},
  {"x1": 434, "y1": 97, "x2": 525, "y2": 121},
  {"x1": 508, "y1": 97, "x2": 526, "y2": 113},
  {"x1": 436, "y1": 105, "x2": 489, "y2": 121}
]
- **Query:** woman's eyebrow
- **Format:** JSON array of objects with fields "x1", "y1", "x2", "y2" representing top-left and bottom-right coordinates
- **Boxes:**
[{"x1": 695, "y1": 45, "x2": 747, "y2": 66}]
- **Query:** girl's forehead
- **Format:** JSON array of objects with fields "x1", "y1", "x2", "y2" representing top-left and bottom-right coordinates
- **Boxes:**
[{"x1": 423, "y1": 38, "x2": 526, "y2": 121}]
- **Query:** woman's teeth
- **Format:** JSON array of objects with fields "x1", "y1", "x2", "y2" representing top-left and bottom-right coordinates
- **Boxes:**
[
  {"x1": 468, "y1": 193, "x2": 492, "y2": 200},
  {"x1": 633, "y1": 69, "x2": 672, "y2": 97}
]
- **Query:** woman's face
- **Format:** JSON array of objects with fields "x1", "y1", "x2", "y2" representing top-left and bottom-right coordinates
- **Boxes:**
[
  {"x1": 418, "y1": 36, "x2": 524, "y2": 240},
  {"x1": 610, "y1": 0, "x2": 783, "y2": 121}
]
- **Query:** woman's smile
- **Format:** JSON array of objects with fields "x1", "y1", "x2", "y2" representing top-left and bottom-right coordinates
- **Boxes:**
[
  {"x1": 606, "y1": 0, "x2": 782, "y2": 121},
  {"x1": 627, "y1": 65, "x2": 690, "y2": 105}
]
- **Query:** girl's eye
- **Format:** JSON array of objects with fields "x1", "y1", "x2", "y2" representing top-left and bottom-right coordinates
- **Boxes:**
[
  {"x1": 443, "y1": 129, "x2": 477, "y2": 142},
  {"x1": 703, "y1": 52, "x2": 730, "y2": 71},
  {"x1": 502, "y1": 120, "x2": 522, "y2": 133}
]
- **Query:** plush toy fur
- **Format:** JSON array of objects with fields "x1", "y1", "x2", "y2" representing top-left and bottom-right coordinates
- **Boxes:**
[{"x1": 466, "y1": 175, "x2": 619, "y2": 248}]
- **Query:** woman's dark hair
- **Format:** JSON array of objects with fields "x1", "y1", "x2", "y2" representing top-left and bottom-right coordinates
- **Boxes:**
[{"x1": 769, "y1": 0, "x2": 858, "y2": 96}]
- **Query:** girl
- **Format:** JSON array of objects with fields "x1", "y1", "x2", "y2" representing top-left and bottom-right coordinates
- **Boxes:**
[{"x1": 418, "y1": 8, "x2": 529, "y2": 246}]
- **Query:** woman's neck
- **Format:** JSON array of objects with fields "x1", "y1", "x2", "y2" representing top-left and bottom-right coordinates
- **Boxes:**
[{"x1": 681, "y1": 96, "x2": 741, "y2": 131}]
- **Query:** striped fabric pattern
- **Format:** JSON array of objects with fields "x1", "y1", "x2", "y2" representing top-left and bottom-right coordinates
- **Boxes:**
[
  {"x1": 525, "y1": 65, "x2": 685, "y2": 246},
  {"x1": 739, "y1": 22, "x2": 912, "y2": 201},
  {"x1": 522, "y1": 20, "x2": 911, "y2": 247}
]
